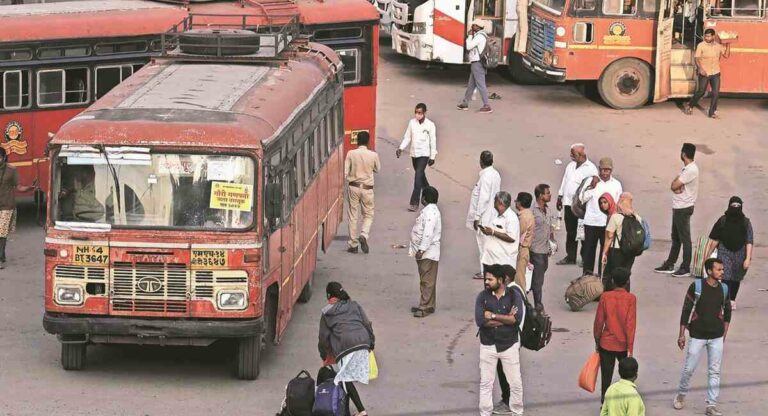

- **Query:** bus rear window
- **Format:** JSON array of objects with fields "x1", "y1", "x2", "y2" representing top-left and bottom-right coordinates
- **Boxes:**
[
  {"x1": 0, "y1": 49, "x2": 32, "y2": 61},
  {"x1": 336, "y1": 48, "x2": 361, "y2": 85},
  {"x1": 1, "y1": 70, "x2": 31, "y2": 110},
  {"x1": 313, "y1": 27, "x2": 363, "y2": 40},
  {"x1": 37, "y1": 68, "x2": 89, "y2": 107},
  {"x1": 95, "y1": 41, "x2": 148, "y2": 55}
]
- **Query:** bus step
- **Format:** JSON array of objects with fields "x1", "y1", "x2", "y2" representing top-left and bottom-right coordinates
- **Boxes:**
[
  {"x1": 671, "y1": 64, "x2": 696, "y2": 81},
  {"x1": 671, "y1": 80, "x2": 697, "y2": 97},
  {"x1": 671, "y1": 49, "x2": 694, "y2": 65}
]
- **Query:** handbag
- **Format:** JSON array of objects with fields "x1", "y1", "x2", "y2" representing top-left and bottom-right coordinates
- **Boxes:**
[
  {"x1": 578, "y1": 352, "x2": 600, "y2": 393},
  {"x1": 368, "y1": 351, "x2": 378, "y2": 380}
]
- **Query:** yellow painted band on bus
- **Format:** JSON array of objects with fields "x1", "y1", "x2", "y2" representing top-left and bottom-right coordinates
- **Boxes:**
[
  {"x1": 9, "y1": 157, "x2": 49, "y2": 167},
  {"x1": 568, "y1": 44, "x2": 654, "y2": 51}
]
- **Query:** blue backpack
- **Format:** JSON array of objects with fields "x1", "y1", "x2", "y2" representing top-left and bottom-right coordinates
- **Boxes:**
[
  {"x1": 312, "y1": 380, "x2": 348, "y2": 416},
  {"x1": 641, "y1": 218, "x2": 652, "y2": 251},
  {"x1": 693, "y1": 278, "x2": 729, "y2": 312}
]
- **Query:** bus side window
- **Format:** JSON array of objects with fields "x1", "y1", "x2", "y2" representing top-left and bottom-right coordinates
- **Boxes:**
[
  {"x1": 725, "y1": 0, "x2": 764, "y2": 17},
  {"x1": 336, "y1": 48, "x2": 361, "y2": 85},
  {"x1": 603, "y1": 0, "x2": 638, "y2": 14},
  {"x1": 265, "y1": 170, "x2": 282, "y2": 231},
  {"x1": 574, "y1": 0, "x2": 597, "y2": 10},
  {"x1": 96, "y1": 65, "x2": 135, "y2": 99},
  {"x1": 38, "y1": 68, "x2": 89, "y2": 106},
  {"x1": 1, "y1": 69, "x2": 31, "y2": 110}
]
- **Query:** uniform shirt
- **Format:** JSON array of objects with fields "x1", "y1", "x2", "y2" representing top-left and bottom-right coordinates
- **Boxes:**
[
  {"x1": 606, "y1": 213, "x2": 643, "y2": 249},
  {"x1": 517, "y1": 208, "x2": 535, "y2": 249},
  {"x1": 344, "y1": 145, "x2": 380, "y2": 186},
  {"x1": 481, "y1": 207, "x2": 520, "y2": 266},
  {"x1": 672, "y1": 162, "x2": 699, "y2": 209},
  {"x1": 695, "y1": 41, "x2": 724, "y2": 76},
  {"x1": 466, "y1": 166, "x2": 501, "y2": 229},
  {"x1": 558, "y1": 159, "x2": 598, "y2": 206},
  {"x1": 582, "y1": 177, "x2": 623, "y2": 227},
  {"x1": 0, "y1": 165, "x2": 18, "y2": 210},
  {"x1": 680, "y1": 280, "x2": 732, "y2": 339},
  {"x1": 531, "y1": 204, "x2": 553, "y2": 255},
  {"x1": 409, "y1": 203, "x2": 442, "y2": 261},
  {"x1": 399, "y1": 117, "x2": 437, "y2": 160},
  {"x1": 466, "y1": 32, "x2": 487, "y2": 63},
  {"x1": 594, "y1": 287, "x2": 637, "y2": 354},
  {"x1": 600, "y1": 379, "x2": 646, "y2": 416},
  {"x1": 475, "y1": 287, "x2": 524, "y2": 353}
]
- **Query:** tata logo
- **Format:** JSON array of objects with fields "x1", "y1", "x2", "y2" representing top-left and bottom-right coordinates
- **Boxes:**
[{"x1": 136, "y1": 277, "x2": 163, "y2": 293}]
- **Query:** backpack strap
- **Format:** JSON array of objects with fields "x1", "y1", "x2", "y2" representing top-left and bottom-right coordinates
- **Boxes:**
[{"x1": 694, "y1": 278, "x2": 730, "y2": 312}]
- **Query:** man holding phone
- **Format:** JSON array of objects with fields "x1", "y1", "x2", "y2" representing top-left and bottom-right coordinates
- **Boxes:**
[{"x1": 480, "y1": 191, "x2": 520, "y2": 281}]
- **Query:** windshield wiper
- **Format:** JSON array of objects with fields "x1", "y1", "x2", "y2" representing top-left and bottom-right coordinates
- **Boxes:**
[{"x1": 98, "y1": 145, "x2": 122, "y2": 217}]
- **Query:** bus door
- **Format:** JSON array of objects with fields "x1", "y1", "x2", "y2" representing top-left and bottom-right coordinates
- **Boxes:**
[
  {"x1": 263, "y1": 162, "x2": 284, "y2": 342},
  {"x1": 472, "y1": 0, "x2": 505, "y2": 64},
  {"x1": 653, "y1": 0, "x2": 675, "y2": 102},
  {"x1": 277, "y1": 167, "x2": 295, "y2": 340}
]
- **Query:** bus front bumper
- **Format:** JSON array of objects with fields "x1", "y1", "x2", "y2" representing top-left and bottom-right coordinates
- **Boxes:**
[
  {"x1": 43, "y1": 312, "x2": 263, "y2": 339},
  {"x1": 522, "y1": 56, "x2": 566, "y2": 82}
]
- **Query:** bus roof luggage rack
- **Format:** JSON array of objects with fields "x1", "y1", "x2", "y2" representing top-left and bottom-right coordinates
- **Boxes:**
[{"x1": 160, "y1": 13, "x2": 300, "y2": 61}]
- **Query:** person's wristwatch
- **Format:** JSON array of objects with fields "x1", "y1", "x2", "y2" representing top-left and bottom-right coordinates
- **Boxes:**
[{"x1": 491, "y1": 313, "x2": 497, "y2": 320}]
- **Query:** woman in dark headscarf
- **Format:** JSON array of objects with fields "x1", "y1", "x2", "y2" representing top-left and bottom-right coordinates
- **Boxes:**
[{"x1": 708, "y1": 196, "x2": 753, "y2": 309}]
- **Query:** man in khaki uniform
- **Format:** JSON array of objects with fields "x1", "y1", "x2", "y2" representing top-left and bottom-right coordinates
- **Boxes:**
[
  {"x1": 514, "y1": 192, "x2": 534, "y2": 289},
  {"x1": 685, "y1": 28, "x2": 730, "y2": 118},
  {"x1": 345, "y1": 131, "x2": 380, "y2": 253}
]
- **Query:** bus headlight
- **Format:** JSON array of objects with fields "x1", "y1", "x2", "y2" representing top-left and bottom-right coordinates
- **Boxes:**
[
  {"x1": 556, "y1": 26, "x2": 566, "y2": 37},
  {"x1": 217, "y1": 290, "x2": 247, "y2": 311},
  {"x1": 55, "y1": 285, "x2": 83, "y2": 306},
  {"x1": 412, "y1": 22, "x2": 427, "y2": 34}
]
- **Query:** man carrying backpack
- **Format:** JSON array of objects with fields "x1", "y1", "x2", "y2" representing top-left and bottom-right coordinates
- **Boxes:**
[
  {"x1": 457, "y1": 19, "x2": 492, "y2": 114},
  {"x1": 476, "y1": 264, "x2": 525, "y2": 416},
  {"x1": 673, "y1": 258, "x2": 732, "y2": 416}
]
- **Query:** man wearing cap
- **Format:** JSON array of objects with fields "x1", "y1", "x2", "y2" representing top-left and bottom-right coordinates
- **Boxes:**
[
  {"x1": 514, "y1": 192, "x2": 534, "y2": 290},
  {"x1": 581, "y1": 157, "x2": 623, "y2": 276},
  {"x1": 457, "y1": 19, "x2": 493, "y2": 114},
  {"x1": 556, "y1": 143, "x2": 598, "y2": 266},
  {"x1": 656, "y1": 143, "x2": 699, "y2": 277}
]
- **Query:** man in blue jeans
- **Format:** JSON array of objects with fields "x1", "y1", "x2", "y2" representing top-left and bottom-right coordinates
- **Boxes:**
[{"x1": 674, "y1": 258, "x2": 732, "y2": 416}]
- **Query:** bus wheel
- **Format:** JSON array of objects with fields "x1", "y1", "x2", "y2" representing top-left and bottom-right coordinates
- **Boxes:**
[
  {"x1": 236, "y1": 334, "x2": 262, "y2": 380},
  {"x1": 297, "y1": 273, "x2": 313, "y2": 303},
  {"x1": 60, "y1": 339, "x2": 86, "y2": 371},
  {"x1": 598, "y1": 58, "x2": 652, "y2": 109},
  {"x1": 507, "y1": 38, "x2": 549, "y2": 85}
]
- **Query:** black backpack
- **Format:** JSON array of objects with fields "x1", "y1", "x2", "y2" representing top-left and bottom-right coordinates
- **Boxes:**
[
  {"x1": 619, "y1": 214, "x2": 646, "y2": 257},
  {"x1": 277, "y1": 370, "x2": 315, "y2": 416},
  {"x1": 511, "y1": 284, "x2": 552, "y2": 351}
]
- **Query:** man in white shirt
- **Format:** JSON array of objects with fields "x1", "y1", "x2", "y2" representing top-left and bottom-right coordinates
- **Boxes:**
[
  {"x1": 556, "y1": 143, "x2": 598, "y2": 266},
  {"x1": 409, "y1": 186, "x2": 442, "y2": 318},
  {"x1": 467, "y1": 151, "x2": 502, "y2": 279},
  {"x1": 397, "y1": 103, "x2": 437, "y2": 212},
  {"x1": 656, "y1": 143, "x2": 699, "y2": 277},
  {"x1": 581, "y1": 157, "x2": 623, "y2": 276},
  {"x1": 457, "y1": 19, "x2": 492, "y2": 114},
  {"x1": 481, "y1": 191, "x2": 520, "y2": 274}
]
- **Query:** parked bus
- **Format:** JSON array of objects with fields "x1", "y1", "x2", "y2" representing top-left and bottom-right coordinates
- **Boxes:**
[
  {"x1": 42, "y1": 14, "x2": 345, "y2": 380},
  {"x1": 388, "y1": 0, "x2": 543, "y2": 82},
  {"x1": 189, "y1": 0, "x2": 380, "y2": 153},
  {"x1": 0, "y1": 1, "x2": 188, "y2": 197},
  {"x1": 522, "y1": 0, "x2": 768, "y2": 108}
]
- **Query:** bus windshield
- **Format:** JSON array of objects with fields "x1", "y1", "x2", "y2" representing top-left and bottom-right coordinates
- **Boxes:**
[
  {"x1": 53, "y1": 147, "x2": 255, "y2": 230},
  {"x1": 533, "y1": 0, "x2": 567, "y2": 14}
]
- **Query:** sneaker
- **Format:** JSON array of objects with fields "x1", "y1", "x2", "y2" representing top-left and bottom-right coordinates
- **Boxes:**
[
  {"x1": 358, "y1": 236, "x2": 369, "y2": 254},
  {"x1": 556, "y1": 256, "x2": 576, "y2": 265},
  {"x1": 456, "y1": 103, "x2": 469, "y2": 110},
  {"x1": 408, "y1": 205, "x2": 418, "y2": 212},
  {"x1": 672, "y1": 268, "x2": 691, "y2": 278},
  {"x1": 654, "y1": 263, "x2": 675, "y2": 274},
  {"x1": 478, "y1": 106, "x2": 493, "y2": 114},
  {"x1": 705, "y1": 405, "x2": 723, "y2": 416},
  {"x1": 492, "y1": 401, "x2": 513, "y2": 414},
  {"x1": 673, "y1": 394, "x2": 685, "y2": 410},
  {"x1": 472, "y1": 272, "x2": 484, "y2": 280},
  {"x1": 346, "y1": 246, "x2": 359, "y2": 254},
  {"x1": 411, "y1": 306, "x2": 435, "y2": 313}
]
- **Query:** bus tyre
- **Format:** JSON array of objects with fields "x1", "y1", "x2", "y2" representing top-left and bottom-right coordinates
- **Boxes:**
[
  {"x1": 297, "y1": 273, "x2": 313, "y2": 303},
  {"x1": 179, "y1": 29, "x2": 261, "y2": 56},
  {"x1": 61, "y1": 341, "x2": 86, "y2": 371},
  {"x1": 236, "y1": 334, "x2": 262, "y2": 380},
  {"x1": 507, "y1": 39, "x2": 549, "y2": 85},
  {"x1": 598, "y1": 58, "x2": 652, "y2": 109}
]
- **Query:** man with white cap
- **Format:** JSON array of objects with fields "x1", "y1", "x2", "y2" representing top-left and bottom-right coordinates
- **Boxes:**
[
  {"x1": 457, "y1": 19, "x2": 493, "y2": 114},
  {"x1": 556, "y1": 143, "x2": 598, "y2": 266},
  {"x1": 581, "y1": 157, "x2": 622, "y2": 276}
]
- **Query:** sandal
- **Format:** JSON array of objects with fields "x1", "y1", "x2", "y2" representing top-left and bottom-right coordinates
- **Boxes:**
[
  {"x1": 355, "y1": 412, "x2": 368, "y2": 416},
  {"x1": 683, "y1": 103, "x2": 693, "y2": 115},
  {"x1": 472, "y1": 272, "x2": 484, "y2": 280},
  {"x1": 413, "y1": 309, "x2": 431, "y2": 318}
]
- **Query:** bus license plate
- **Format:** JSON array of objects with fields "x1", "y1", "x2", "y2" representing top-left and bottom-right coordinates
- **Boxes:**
[
  {"x1": 191, "y1": 249, "x2": 228, "y2": 269},
  {"x1": 73, "y1": 245, "x2": 109, "y2": 266}
]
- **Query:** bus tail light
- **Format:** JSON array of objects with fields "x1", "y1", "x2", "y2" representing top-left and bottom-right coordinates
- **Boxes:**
[
  {"x1": 412, "y1": 22, "x2": 427, "y2": 34},
  {"x1": 44, "y1": 249, "x2": 58, "y2": 257},
  {"x1": 244, "y1": 252, "x2": 261, "y2": 263}
]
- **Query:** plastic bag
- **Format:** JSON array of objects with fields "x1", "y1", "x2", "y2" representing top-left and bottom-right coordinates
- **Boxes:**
[
  {"x1": 578, "y1": 352, "x2": 600, "y2": 392},
  {"x1": 524, "y1": 263, "x2": 533, "y2": 293},
  {"x1": 368, "y1": 351, "x2": 378, "y2": 380},
  {"x1": 576, "y1": 219, "x2": 585, "y2": 241}
]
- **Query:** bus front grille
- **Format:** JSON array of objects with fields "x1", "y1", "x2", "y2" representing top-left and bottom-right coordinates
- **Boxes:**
[
  {"x1": 111, "y1": 262, "x2": 188, "y2": 313},
  {"x1": 54, "y1": 265, "x2": 106, "y2": 280},
  {"x1": 192, "y1": 270, "x2": 249, "y2": 299},
  {"x1": 527, "y1": 14, "x2": 556, "y2": 64}
]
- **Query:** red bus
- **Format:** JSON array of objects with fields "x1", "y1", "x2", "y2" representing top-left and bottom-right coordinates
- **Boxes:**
[
  {"x1": 0, "y1": 1, "x2": 188, "y2": 196},
  {"x1": 42, "y1": 14, "x2": 346, "y2": 379},
  {"x1": 188, "y1": 0, "x2": 379, "y2": 153}
]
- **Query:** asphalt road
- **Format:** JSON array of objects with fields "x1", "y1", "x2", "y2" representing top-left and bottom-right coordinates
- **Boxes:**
[{"x1": 1, "y1": 40, "x2": 767, "y2": 415}]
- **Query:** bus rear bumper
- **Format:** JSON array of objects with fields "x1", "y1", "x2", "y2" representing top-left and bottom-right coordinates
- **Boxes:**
[
  {"x1": 43, "y1": 312, "x2": 263, "y2": 340},
  {"x1": 522, "y1": 57, "x2": 566, "y2": 82},
  {"x1": 391, "y1": 27, "x2": 432, "y2": 61}
]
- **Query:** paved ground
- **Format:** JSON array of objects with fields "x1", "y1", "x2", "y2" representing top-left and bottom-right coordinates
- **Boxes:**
[{"x1": 1, "y1": 40, "x2": 767, "y2": 415}]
